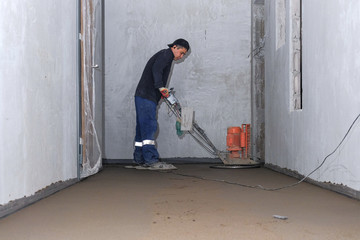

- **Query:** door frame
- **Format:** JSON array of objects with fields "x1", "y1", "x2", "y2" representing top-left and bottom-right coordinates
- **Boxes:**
[{"x1": 77, "y1": 0, "x2": 104, "y2": 179}]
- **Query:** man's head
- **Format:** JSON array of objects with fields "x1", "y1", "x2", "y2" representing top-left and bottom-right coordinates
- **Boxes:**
[{"x1": 168, "y1": 38, "x2": 190, "y2": 61}]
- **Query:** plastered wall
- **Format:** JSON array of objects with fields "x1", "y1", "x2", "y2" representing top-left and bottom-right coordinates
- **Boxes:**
[
  {"x1": 265, "y1": 0, "x2": 360, "y2": 190},
  {"x1": 0, "y1": 1, "x2": 78, "y2": 205},
  {"x1": 105, "y1": 0, "x2": 251, "y2": 159},
  {"x1": 251, "y1": 1, "x2": 265, "y2": 162}
]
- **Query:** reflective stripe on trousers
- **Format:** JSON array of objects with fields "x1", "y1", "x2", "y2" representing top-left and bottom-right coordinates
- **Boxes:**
[
  {"x1": 142, "y1": 140, "x2": 155, "y2": 145},
  {"x1": 134, "y1": 140, "x2": 155, "y2": 147}
]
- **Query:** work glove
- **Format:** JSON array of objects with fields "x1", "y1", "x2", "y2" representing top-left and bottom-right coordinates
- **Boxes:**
[
  {"x1": 176, "y1": 118, "x2": 184, "y2": 136},
  {"x1": 159, "y1": 87, "x2": 169, "y2": 98}
]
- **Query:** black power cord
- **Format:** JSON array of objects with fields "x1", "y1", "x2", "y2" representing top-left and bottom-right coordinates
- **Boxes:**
[{"x1": 167, "y1": 113, "x2": 360, "y2": 191}]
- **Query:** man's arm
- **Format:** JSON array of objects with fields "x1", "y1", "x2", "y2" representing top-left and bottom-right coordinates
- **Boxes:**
[{"x1": 152, "y1": 51, "x2": 172, "y2": 88}]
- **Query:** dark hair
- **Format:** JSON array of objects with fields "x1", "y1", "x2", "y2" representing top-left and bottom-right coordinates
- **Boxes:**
[{"x1": 167, "y1": 38, "x2": 190, "y2": 51}]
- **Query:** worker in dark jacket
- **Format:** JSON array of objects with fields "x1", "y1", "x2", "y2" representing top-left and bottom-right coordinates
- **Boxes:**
[{"x1": 133, "y1": 39, "x2": 190, "y2": 170}]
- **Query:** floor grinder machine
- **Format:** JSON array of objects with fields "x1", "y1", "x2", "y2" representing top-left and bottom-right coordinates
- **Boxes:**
[{"x1": 164, "y1": 88, "x2": 261, "y2": 169}]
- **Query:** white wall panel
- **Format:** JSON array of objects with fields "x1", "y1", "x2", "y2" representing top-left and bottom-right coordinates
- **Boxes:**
[
  {"x1": 265, "y1": 0, "x2": 360, "y2": 190},
  {"x1": 0, "y1": 0, "x2": 78, "y2": 204}
]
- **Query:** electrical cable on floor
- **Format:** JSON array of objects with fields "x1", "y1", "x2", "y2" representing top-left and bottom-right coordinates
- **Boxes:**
[{"x1": 167, "y1": 113, "x2": 360, "y2": 191}]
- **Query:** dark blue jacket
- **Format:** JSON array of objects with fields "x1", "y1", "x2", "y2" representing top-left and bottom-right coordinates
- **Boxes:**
[{"x1": 135, "y1": 48, "x2": 174, "y2": 103}]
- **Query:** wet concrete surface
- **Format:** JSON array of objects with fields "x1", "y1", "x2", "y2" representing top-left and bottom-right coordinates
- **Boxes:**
[{"x1": 0, "y1": 164, "x2": 359, "y2": 240}]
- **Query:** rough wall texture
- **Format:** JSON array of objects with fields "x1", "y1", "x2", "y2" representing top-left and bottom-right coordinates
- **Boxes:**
[
  {"x1": 265, "y1": 0, "x2": 360, "y2": 190},
  {"x1": 0, "y1": 1, "x2": 78, "y2": 205},
  {"x1": 251, "y1": 1, "x2": 265, "y2": 162},
  {"x1": 104, "y1": 0, "x2": 251, "y2": 159}
]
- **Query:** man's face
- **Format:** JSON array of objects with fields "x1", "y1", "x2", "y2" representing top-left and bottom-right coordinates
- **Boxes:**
[{"x1": 172, "y1": 46, "x2": 187, "y2": 61}]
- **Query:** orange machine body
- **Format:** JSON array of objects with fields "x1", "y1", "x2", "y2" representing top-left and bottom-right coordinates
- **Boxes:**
[
  {"x1": 226, "y1": 124, "x2": 251, "y2": 159},
  {"x1": 226, "y1": 127, "x2": 241, "y2": 158}
]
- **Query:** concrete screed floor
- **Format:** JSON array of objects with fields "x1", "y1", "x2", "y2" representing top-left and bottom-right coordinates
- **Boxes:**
[{"x1": 0, "y1": 164, "x2": 360, "y2": 240}]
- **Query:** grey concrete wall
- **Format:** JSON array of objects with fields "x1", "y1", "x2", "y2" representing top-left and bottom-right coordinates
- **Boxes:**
[
  {"x1": 0, "y1": 1, "x2": 78, "y2": 205},
  {"x1": 265, "y1": 0, "x2": 360, "y2": 190},
  {"x1": 105, "y1": 0, "x2": 252, "y2": 159},
  {"x1": 251, "y1": 1, "x2": 265, "y2": 162}
]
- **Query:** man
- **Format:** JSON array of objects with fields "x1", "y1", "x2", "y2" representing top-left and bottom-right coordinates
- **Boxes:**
[{"x1": 133, "y1": 39, "x2": 190, "y2": 170}]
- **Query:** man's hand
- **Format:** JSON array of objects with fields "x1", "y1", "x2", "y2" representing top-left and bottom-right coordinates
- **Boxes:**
[{"x1": 159, "y1": 87, "x2": 169, "y2": 98}]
